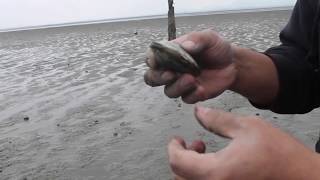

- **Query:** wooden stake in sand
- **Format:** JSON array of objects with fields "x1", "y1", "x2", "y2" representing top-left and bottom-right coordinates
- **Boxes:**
[{"x1": 168, "y1": 0, "x2": 176, "y2": 40}]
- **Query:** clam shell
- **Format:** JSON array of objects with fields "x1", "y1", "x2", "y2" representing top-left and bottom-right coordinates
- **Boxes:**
[{"x1": 150, "y1": 41, "x2": 200, "y2": 75}]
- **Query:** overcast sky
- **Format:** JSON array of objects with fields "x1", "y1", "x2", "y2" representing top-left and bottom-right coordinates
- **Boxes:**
[{"x1": 0, "y1": 0, "x2": 296, "y2": 30}]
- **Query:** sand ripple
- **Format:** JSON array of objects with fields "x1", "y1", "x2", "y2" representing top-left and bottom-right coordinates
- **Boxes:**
[{"x1": 1, "y1": 10, "x2": 317, "y2": 180}]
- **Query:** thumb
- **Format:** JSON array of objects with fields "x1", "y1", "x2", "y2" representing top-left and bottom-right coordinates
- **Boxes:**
[
  {"x1": 194, "y1": 105, "x2": 242, "y2": 138},
  {"x1": 168, "y1": 138, "x2": 208, "y2": 179},
  {"x1": 173, "y1": 29, "x2": 218, "y2": 54}
]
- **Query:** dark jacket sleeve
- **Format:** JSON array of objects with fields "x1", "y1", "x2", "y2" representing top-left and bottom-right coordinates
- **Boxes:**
[{"x1": 254, "y1": 0, "x2": 320, "y2": 114}]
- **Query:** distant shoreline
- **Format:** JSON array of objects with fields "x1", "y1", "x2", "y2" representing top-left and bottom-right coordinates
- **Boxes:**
[{"x1": 0, "y1": 6, "x2": 293, "y2": 33}]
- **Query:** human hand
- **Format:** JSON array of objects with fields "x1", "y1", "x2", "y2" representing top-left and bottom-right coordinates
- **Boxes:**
[
  {"x1": 168, "y1": 106, "x2": 320, "y2": 180},
  {"x1": 144, "y1": 29, "x2": 237, "y2": 104}
]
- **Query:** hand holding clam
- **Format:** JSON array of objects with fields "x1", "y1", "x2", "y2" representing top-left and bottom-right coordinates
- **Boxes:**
[{"x1": 144, "y1": 29, "x2": 237, "y2": 104}]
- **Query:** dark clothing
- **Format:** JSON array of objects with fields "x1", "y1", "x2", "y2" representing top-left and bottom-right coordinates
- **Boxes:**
[
  {"x1": 262, "y1": 0, "x2": 320, "y2": 114},
  {"x1": 257, "y1": 0, "x2": 320, "y2": 151}
]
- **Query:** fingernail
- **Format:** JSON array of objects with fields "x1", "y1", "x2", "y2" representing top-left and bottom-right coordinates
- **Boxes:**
[
  {"x1": 172, "y1": 136, "x2": 186, "y2": 148},
  {"x1": 181, "y1": 40, "x2": 196, "y2": 50}
]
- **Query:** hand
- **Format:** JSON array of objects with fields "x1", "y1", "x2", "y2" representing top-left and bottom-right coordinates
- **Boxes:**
[
  {"x1": 168, "y1": 106, "x2": 320, "y2": 180},
  {"x1": 144, "y1": 29, "x2": 237, "y2": 104}
]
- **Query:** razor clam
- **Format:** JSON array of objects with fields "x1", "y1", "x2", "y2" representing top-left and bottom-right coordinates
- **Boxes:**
[{"x1": 150, "y1": 41, "x2": 200, "y2": 75}]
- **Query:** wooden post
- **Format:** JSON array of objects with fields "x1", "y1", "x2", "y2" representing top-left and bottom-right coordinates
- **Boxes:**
[{"x1": 168, "y1": 0, "x2": 176, "y2": 40}]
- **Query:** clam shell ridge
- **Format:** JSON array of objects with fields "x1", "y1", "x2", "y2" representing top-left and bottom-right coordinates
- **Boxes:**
[{"x1": 150, "y1": 41, "x2": 200, "y2": 75}]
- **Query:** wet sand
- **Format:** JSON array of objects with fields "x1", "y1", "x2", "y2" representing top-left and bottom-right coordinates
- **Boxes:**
[{"x1": 1, "y1": 10, "x2": 320, "y2": 180}]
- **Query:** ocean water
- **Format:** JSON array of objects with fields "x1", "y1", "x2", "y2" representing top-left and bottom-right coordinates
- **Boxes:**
[{"x1": 0, "y1": 6, "x2": 292, "y2": 33}]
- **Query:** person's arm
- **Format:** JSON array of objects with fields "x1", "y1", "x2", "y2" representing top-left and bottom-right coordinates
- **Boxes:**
[
  {"x1": 239, "y1": 0, "x2": 320, "y2": 114},
  {"x1": 229, "y1": 46, "x2": 279, "y2": 106},
  {"x1": 144, "y1": 0, "x2": 320, "y2": 113},
  {"x1": 230, "y1": 42, "x2": 320, "y2": 114},
  {"x1": 168, "y1": 106, "x2": 320, "y2": 180}
]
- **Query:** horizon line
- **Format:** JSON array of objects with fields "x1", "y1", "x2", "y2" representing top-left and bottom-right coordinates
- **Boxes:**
[{"x1": 0, "y1": 6, "x2": 293, "y2": 33}]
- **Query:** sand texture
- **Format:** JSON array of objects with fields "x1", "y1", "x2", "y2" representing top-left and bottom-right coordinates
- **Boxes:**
[{"x1": 1, "y1": 10, "x2": 320, "y2": 180}]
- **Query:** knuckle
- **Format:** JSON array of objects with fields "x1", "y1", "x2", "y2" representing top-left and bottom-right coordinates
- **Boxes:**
[
  {"x1": 239, "y1": 116, "x2": 263, "y2": 129},
  {"x1": 195, "y1": 88, "x2": 207, "y2": 101},
  {"x1": 183, "y1": 73, "x2": 196, "y2": 83},
  {"x1": 188, "y1": 31, "x2": 201, "y2": 41},
  {"x1": 201, "y1": 29, "x2": 216, "y2": 39}
]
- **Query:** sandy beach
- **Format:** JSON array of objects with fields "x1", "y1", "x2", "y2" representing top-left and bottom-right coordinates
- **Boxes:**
[{"x1": 1, "y1": 9, "x2": 320, "y2": 180}]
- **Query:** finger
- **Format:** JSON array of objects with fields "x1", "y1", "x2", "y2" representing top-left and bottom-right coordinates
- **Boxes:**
[
  {"x1": 168, "y1": 138, "x2": 208, "y2": 179},
  {"x1": 164, "y1": 74, "x2": 197, "y2": 98},
  {"x1": 173, "y1": 136, "x2": 187, "y2": 148},
  {"x1": 173, "y1": 29, "x2": 218, "y2": 55},
  {"x1": 173, "y1": 140, "x2": 206, "y2": 180},
  {"x1": 188, "y1": 140, "x2": 206, "y2": 154},
  {"x1": 181, "y1": 86, "x2": 207, "y2": 104},
  {"x1": 173, "y1": 136, "x2": 198, "y2": 180},
  {"x1": 194, "y1": 105, "x2": 242, "y2": 138},
  {"x1": 144, "y1": 69, "x2": 177, "y2": 87}
]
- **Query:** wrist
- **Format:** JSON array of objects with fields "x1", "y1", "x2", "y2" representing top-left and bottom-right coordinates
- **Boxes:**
[
  {"x1": 228, "y1": 45, "x2": 279, "y2": 105},
  {"x1": 228, "y1": 45, "x2": 251, "y2": 94},
  {"x1": 229, "y1": 44, "x2": 242, "y2": 91}
]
